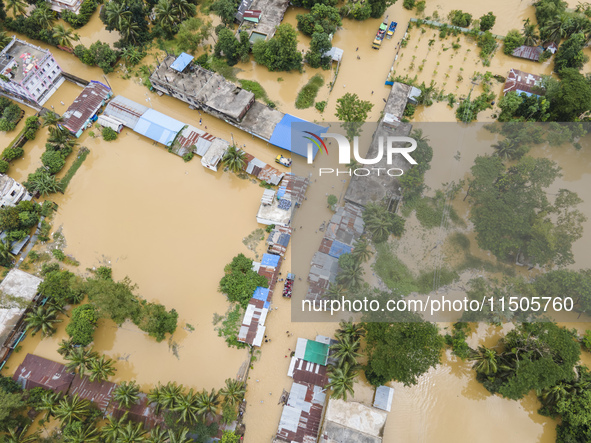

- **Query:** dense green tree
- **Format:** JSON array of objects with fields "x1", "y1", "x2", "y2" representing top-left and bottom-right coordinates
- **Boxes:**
[
  {"x1": 177, "y1": 17, "x2": 212, "y2": 54},
  {"x1": 503, "y1": 29, "x2": 524, "y2": 55},
  {"x1": 497, "y1": 92, "x2": 550, "y2": 122},
  {"x1": 0, "y1": 390, "x2": 26, "y2": 432},
  {"x1": 220, "y1": 379, "x2": 246, "y2": 407},
  {"x1": 85, "y1": 276, "x2": 140, "y2": 324},
  {"x1": 219, "y1": 254, "x2": 268, "y2": 307},
  {"x1": 364, "y1": 320, "x2": 444, "y2": 386},
  {"x1": 479, "y1": 12, "x2": 496, "y2": 31},
  {"x1": 533, "y1": 269, "x2": 591, "y2": 314},
  {"x1": 544, "y1": 69, "x2": 591, "y2": 121},
  {"x1": 252, "y1": 24, "x2": 302, "y2": 72},
  {"x1": 334, "y1": 92, "x2": 373, "y2": 141},
  {"x1": 367, "y1": 0, "x2": 394, "y2": 19},
  {"x1": 87, "y1": 355, "x2": 116, "y2": 382},
  {"x1": 554, "y1": 33, "x2": 588, "y2": 73},
  {"x1": 133, "y1": 300, "x2": 178, "y2": 342},
  {"x1": 448, "y1": 9, "x2": 472, "y2": 27},
  {"x1": 37, "y1": 270, "x2": 81, "y2": 307},
  {"x1": 211, "y1": 0, "x2": 237, "y2": 25},
  {"x1": 306, "y1": 28, "x2": 332, "y2": 69},
  {"x1": 66, "y1": 304, "x2": 99, "y2": 346},
  {"x1": 214, "y1": 27, "x2": 239, "y2": 65},
  {"x1": 296, "y1": 4, "x2": 341, "y2": 36}
]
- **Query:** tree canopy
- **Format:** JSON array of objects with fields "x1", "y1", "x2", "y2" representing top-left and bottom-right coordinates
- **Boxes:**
[
  {"x1": 253, "y1": 24, "x2": 302, "y2": 72},
  {"x1": 219, "y1": 253, "x2": 269, "y2": 308}
]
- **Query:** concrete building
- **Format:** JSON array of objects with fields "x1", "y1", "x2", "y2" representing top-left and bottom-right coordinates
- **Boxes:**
[
  {"x1": 319, "y1": 398, "x2": 388, "y2": 443},
  {"x1": 150, "y1": 54, "x2": 255, "y2": 123},
  {"x1": 0, "y1": 174, "x2": 32, "y2": 208},
  {"x1": 248, "y1": 0, "x2": 289, "y2": 39},
  {"x1": 0, "y1": 270, "x2": 43, "y2": 366},
  {"x1": 503, "y1": 69, "x2": 544, "y2": 97},
  {"x1": 61, "y1": 81, "x2": 112, "y2": 137},
  {"x1": 46, "y1": 0, "x2": 83, "y2": 13},
  {"x1": 256, "y1": 174, "x2": 309, "y2": 226},
  {"x1": 0, "y1": 37, "x2": 64, "y2": 107}
]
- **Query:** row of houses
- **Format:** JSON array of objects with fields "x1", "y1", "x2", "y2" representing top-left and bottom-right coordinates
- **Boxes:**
[
  {"x1": 149, "y1": 53, "x2": 327, "y2": 159},
  {"x1": 13, "y1": 353, "x2": 161, "y2": 427}
]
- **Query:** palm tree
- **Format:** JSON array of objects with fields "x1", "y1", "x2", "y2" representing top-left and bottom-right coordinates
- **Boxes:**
[
  {"x1": 326, "y1": 283, "x2": 347, "y2": 301},
  {"x1": 220, "y1": 379, "x2": 246, "y2": 407},
  {"x1": 336, "y1": 260, "x2": 364, "y2": 289},
  {"x1": 539, "y1": 383, "x2": 569, "y2": 409},
  {"x1": 335, "y1": 320, "x2": 365, "y2": 339},
  {"x1": 102, "y1": 412, "x2": 128, "y2": 443},
  {"x1": 57, "y1": 338, "x2": 76, "y2": 358},
  {"x1": 121, "y1": 47, "x2": 144, "y2": 67},
  {"x1": 492, "y1": 138, "x2": 518, "y2": 161},
  {"x1": 158, "y1": 381, "x2": 184, "y2": 411},
  {"x1": 147, "y1": 384, "x2": 164, "y2": 414},
  {"x1": 172, "y1": 388, "x2": 199, "y2": 424},
  {"x1": 24, "y1": 305, "x2": 62, "y2": 337},
  {"x1": 330, "y1": 333, "x2": 362, "y2": 367},
  {"x1": 0, "y1": 32, "x2": 12, "y2": 51},
  {"x1": 38, "y1": 390, "x2": 62, "y2": 420},
  {"x1": 52, "y1": 24, "x2": 80, "y2": 48},
  {"x1": 166, "y1": 428, "x2": 192, "y2": 443},
  {"x1": 0, "y1": 237, "x2": 15, "y2": 266},
  {"x1": 364, "y1": 212, "x2": 392, "y2": 244},
  {"x1": 63, "y1": 423, "x2": 100, "y2": 443},
  {"x1": 48, "y1": 126, "x2": 70, "y2": 146},
  {"x1": 542, "y1": 14, "x2": 569, "y2": 43},
  {"x1": 470, "y1": 346, "x2": 498, "y2": 375},
  {"x1": 327, "y1": 362, "x2": 358, "y2": 401},
  {"x1": 87, "y1": 355, "x2": 116, "y2": 382},
  {"x1": 31, "y1": 5, "x2": 56, "y2": 30},
  {"x1": 411, "y1": 128, "x2": 429, "y2": 145},
  {"x1": 117, "y1": 421, "x2": 146, "y2": 443},
  {"x1": 146, "y1": 427, "x2": 168, "y2": 443},
  {"x1": 104, "y1": 1, "x2": 131, "y2": 30},
  {"x1": 522, "y1": 18, "x2": 539, "y2": 47},
  {"x1": 114, "y1": 381, "x2": 141, "y2": 409},
  {"x1": 27, "y1": 172, "x2": 60, "y2": 197},
  {"x1": 173, "y1": 0, "x2": 195, "y2": 19},
  {"x1": 2, "y1": 427, "x2": 39, "y2": 443},
  {"x1": 65, "y1": 347, "x2": 98, "y2": 376},
  {"x1": 351, "y1": 239, "x2": 373, "y2": 263},
  {"x1": 154, "y1": 0, "x2": 180, "y2": 37},
  {"x1": 54, "y1": 394, "x2": 90, "y2": 425},
  {"x1": 42, "y1": 111, "x2": 63, "y2": 128},
  {"x1": 196, "y1": 388, "x2": 220, "y2": 420},
  {"x1": 119, "y1": 18, "x2": 141, "y2": 45},
  {"x1": 6, "y1": 0, "x2": 27, "y2": 17},
  {"x1": 221, "y1": 145, "x2": 247, "y2": 173}
]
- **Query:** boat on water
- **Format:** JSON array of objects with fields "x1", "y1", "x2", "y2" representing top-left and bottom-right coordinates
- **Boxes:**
[
  {"x1": 282, "y1": 273, "x2": 295, "y2": 298},
  {"x1": 372, "y1": 18, "x2": 389, "y2": 49},
  {"x1": 387, "y1": 21, "x2": 397, "y2": 39}
]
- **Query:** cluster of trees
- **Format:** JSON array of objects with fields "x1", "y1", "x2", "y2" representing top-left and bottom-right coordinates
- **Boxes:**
[
  {"x1": 338, "y1": 0, "x2": 394, "y2": 20},
  {"x1": 326, "y1": 322, "x2": 364, "y2": 400},
  {"x1": 534, "y1": 0, "x2": 591, "y2": 44},
  {"x1": 211, "y1": 0, "x2": 240, "y2": 25},
  {"x1": 63, "y1": 347, "x2": 117, "y2": 383},
  {"x1": 100, "y1": 0, "x2": 152, "y2": 48},
  {"x1": 0, "y1": 374, "x2": 48, "y2": 434},
  {"x1": 0, "y1": 115, "x2": 39, "y2": 174},
  {"x1": 219, "y1": 253, "x2": 268, "y2": 308},
  {"x1": 62, "y1": 0, "x2": 98, "y2": 29},
  {"x1": 466, "y1": 155, "x2": 585, "y2": 268},
  {"x1": 253, "y1": 24, "x2": 303, "y2": 72},
  {"x1": 0, "y1": 98, "x2": 22, "y2": 132},
  {"x1": 297, "y1": 4, "x2": 341, "y2": 68},
  {"x1": 448, "y1": 10, "x2": 472, "y2": 28},
  {"x1": 362, "y1": 202, "x2": 405, "y2": 243},
  {"x1": 3, "y1": 3, "x2": 61, "y2": 48},
  {"x1": 214, "y1": 28, "x2": 250, "y2": 66},
  {"x1": 0, "y1": 201, "x2": 42, "y2": 266},
  {"x1": 334, "y1": 92, "x2": 373, "y2": 141},
  {"x1": 176, "y1": 17, "x2": 213, "y2": 55},
  {"x1": 152, "y1": 0, "x2": 197, "y2": 39},
  {"x1": 73, "y1": 42, "x2": 119, "y2": 74},
  {"x1": 398, "y1": 129, "x2": 434, "y2": 202}
]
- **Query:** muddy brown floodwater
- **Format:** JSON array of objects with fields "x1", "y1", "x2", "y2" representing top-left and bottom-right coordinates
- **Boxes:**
[{"x1": 3, "y1": 0, "x2": 591, "y2": 441}]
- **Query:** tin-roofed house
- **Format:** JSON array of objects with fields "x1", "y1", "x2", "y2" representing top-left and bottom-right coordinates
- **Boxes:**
[
  {"x1": 69, "y1": 373, "x2": 117, "y2": 411},
  {"x1": 61, "y1": 81, "x2": 112, "y2": 137},
  {"x1": 110, "y1": 392, "x2": 161, "y2": 429},
  {"x1": 503, "y1": 69, "x2": 544, "y2": 97},
  {"x1": 0, "y1": 270, "x2": 43, "y2": 366},
  {"x1": 318, "y1": 398, "x2": 388, "y2": 443},
  {"x1": 13, "y1": 354, "x2": 74, "y2": 393},
  {"x1": 275, "y1": 381, "x2": 326, "y2": 443}
]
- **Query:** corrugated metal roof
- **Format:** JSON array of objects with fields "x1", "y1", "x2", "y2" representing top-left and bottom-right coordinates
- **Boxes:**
[
  {"x1": 103, "y1": 96, "x2": 148, "y2": 128},
  {"x1": 61, "y1": 81, "x2": 111, "y2": 135},
  {"x1": 512, "y1": 45, "x2": 543, "y2": 61},
  {"x1": 269, "y1": 114, "x2": 328, "y2": 158},
  {"x1": 170, "y1": 52, "x2": 194, "y2": 72},
  {"x1": 13, "y1": 354, "x2": 73, "y2": 393},
  {"x1": 69, "y1": 374, "x2": 116, "y2": 411},
  {"x1": 133, "y1": 108, "x2": 185, "y2": 146},
  {"x1": 373, "y1": 385, "x2": 394, "y2": 412},
  {"x1": 328, "y1": 240, "x2": 352, "y2": 258}
]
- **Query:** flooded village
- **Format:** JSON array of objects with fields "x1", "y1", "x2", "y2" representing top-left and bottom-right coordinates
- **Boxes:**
[{"x1": 0, "y1": 0, "x2": 589, "y2": 441}]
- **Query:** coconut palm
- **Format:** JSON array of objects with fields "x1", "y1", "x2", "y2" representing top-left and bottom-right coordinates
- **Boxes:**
[
  {"x1": 42, "y1": 111, "x2": 63, "y2": 128},
  {"x1": 542, "y1": 14, "x2": 569, "y2": 43},
  {"x1": 521, "y1": 18, "x2": 539, "y2": 47},
  {"x1": 221, "y1": 145, "x2": 247, "y2": 173},
  {"x1": 539, "y1": 383, "x2": 569, "y2": 409},
  {"x1": 0, "y1": 237, "x2": 15, "y2": 266},
  {"x1": 31, "y1": 5, "x2": 56, "y2": 29},
  {"x1": 38, "y1": 390, "x2": 62, "y2": 420},
  {"x1": 57, "y1": 338, "x2": 76, "y2": 358},
  {"x1": 52, "y1": 24, "x2": 80, "y2": 48},
  {"x1": 327, "y1": 362, "x2": 358, "y2": 401},
  {"x1": 102, "y1": 412, "x2": 128, "y2": 443},
  {"x1": 351, "y1": 238, "x2": 373, "y2": 263},
  {"x1": 64, "y1": 346, "x2": 98, "y2": 376},
  {"x1": 470, "y1": 346, "x2": 498, "y2": 375},
  {"x1": 325, "y1": 283, "x2": 347, "y2": 301},
  {"x1": 6, "y1": 0, "x2": 27, "y2": 17},
  {"x1": 63, "y1": 423, "x2": 100, "y2": 443},
  {"x1": 114, "y1": 381, "x2": 141, "y2": 409},
  {"x1": 166, "y1": 428, "x2": 192, "y2": 443},
  {"x1": 87, "y1": 355, "x2": 116, "y2": 382},
  {"x1": 330, "y1": 333, "x2": 362, "y2": 368},
  {"x1": 492, "y1": 138, "x2": 518, "y2": 161},
  {"x1": 154, "y1": 0, "x2": 180, "y2": 37},
  {"x1": 173, "y1": 0, "x2": 195, "y2": 19},
  {"x1": 364, "y1": 212, "x2": 393, "y2": 244},
  {"x1": 0, "y1": 32, "x2": 12, "y2": 51},
  {"x1": 120, "y1": 18, "x2": 141, "y2": 45},
  {"x1": 146, "y1": 427, "x2": 168, "y2": 443},
  {"x1": 48, "y1": 126, "x2": 70, "y2": 145},
  {"x1": 117, "y1": 421, "x2": 146, "y2": 443},
  {"x1": 121, "y1": 47, "x2": 144, "y2": 67},
  {"x1": 158, "y1": 381, "x2": 184, "y2": 411},
  {"x1": 26, "y1": 172, "x2": 60, "y2": 197},
  {"x1": 2, "y1": 427, "x2": 39, "y2": 443},
  {"x1": 336, "y1": 320, "x2": 365, "y2": 339},
  {"x1": 172, "y1": 388, "x2": 199, "y2": 424},
  {"x1": 196, "y1": 388, "x2": 220, "y2": 420},
  {"x1": 220, "y1": 378, "x2": 246, "y2": 407},
  {"x1": 147, "y1": 383, "x2": 164, "y2": 414},
  {"x1": 335, "y1": 260, "x2": 364, "y2": 289},
  {"x1": 54, "y1": 394, "x2": 90, "y2": 425},
  {"x1": 24, "y1": 305, "x2": 62, "y2": 337},
  {"x1": 103, "y1": 1, "x2": 132, "y2": 30}
]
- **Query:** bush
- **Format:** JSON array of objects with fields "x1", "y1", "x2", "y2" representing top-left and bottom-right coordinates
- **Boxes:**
[
  {"x1": 477, "y1": 31, "x2": 497, "y2": 58},
  {"x1": 403, "y1": 0, "x2": 415, "y2": 9},
  {"x1": 41, "y1": 263, "x2": 60, "y2": 276},
  {"x1": 315, "y1": 101, "x2": 327, "y2": 112},
  {"x1": 219, "y1": 254, "x2": 269, "y2": 308},
  {"x1": 62, "y1": 0, "x2": 97, "y2": 28},
  {"x1": 503, "y1": 29, "x2": 524, "y2": 55},
  {"x1": 52, "y1": 249, "x2": 66, "y2": 261},
  {"x1": 102, "y1": 126, "x2": 118, "y2": 141},
  {"x1": 66, "y1": 304, "x2": 99, "y2": 346},
  {"x1": 295, "y1": 74, "x2": 324, "y2": 109},
  {"x1": 449, "y1": 10, "x2": 472, "y2": 27},
  {"x1": 2, "y1": 146, "x2": 23, "y2": 161},
  {"x1": 41, "y1": 150, "x2": 66, "y2": 174},
  {"x1": 132, "y1": 301, "x2": 178, "y2": 342},
  {"x1": 182, "y1": 152, "x2": 194, "y2": 162},
  {"x1": 0, "y1": 160, "x2": 8, "y2": 173},
  {"x1": 479, "y1": 12, "x2": 496, "y2": 31}
]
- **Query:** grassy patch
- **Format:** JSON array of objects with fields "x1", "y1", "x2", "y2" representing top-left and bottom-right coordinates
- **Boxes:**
[
  {"x1": 210, "y1": 57, "x2": 238, "y2": 81},
  {"x1": 213, "y1": 304, "x2": 246, "y2": 349},
  {"x1": 295, "y1": 74, "x2": 324, "y2": 109},
  {"x1": 373, "y1": 243, "x2": 418, "y2": 296},
  {"x1": 415, "y1": 267, "x2": 459, "y2": 294},
  {"x1": 412, "y1": 194, "x2": 465, "y2": 230},
  {"x1": 448, "y1": 232, "x2": 470, "y2": 252},
  {"x1": 59, "y1": 147, "x2": 89, "y2": 193},
  {"x1": 238, "y1": 80, "x2": 274, "y2": 106}
]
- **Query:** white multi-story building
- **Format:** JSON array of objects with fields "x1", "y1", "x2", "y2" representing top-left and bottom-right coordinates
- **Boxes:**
[
  {"x1": 46, "y1": 0, "x2": 83, "y2": 13},
  {"x1": 0, "y1": 37, "x2": 64, "y2": 107},
  {"x1": 0, "y1": 175, "x2": 32, "y2": 208}
]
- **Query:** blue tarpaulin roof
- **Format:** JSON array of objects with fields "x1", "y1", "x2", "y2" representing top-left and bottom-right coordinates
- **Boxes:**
[
  {"x1": 261, "y1": 253, "x2": 280, "y2": 268},
  {"x1": 170, "y1": 53, "x2": 194, "y2": 72},
  {"x1": 329, "y1": 240, "x2": 352, "y2": 258},
  {"x1": 252, "y1": 286, "x2": 270, "y2": 301},
  {"x1": 277, "y1": 186, "x2": 286, "y2": 199},
  {"x1": 269, "y1": 114, "x2": 328, "y2": 159},
  {"x1": 133, "y1": 109, "x2": 185, "y2": 146}
]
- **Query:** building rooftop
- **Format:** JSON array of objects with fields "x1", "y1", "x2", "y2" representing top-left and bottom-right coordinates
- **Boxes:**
[
  {"x1": 249, "y1": 0, "x2": 289, "y2": 38},
  {"x1": 294, "y1": 338, "x2": 329, "y2": 366},
  {"x1": 373, "y1": 385, "x2": 394, "y2": 412},
  {"x1": 69, "y1": 374, "x2": 117, "y2": 411},
  {"x1": 61, "y1": 81, "x2": 111, "y2": 135},
  {"x1": 201, "y1": 138, "x2": 229, "y2": 170},
  {"x1": 319, "y1": 398, "x2": 388, "y2": 443},
  {"x1": 103, "y1": 95, "x2": 149, "y2": 129},
  {"x1": 13, "y1": 354, "x2": 74, "y2": 393},
  {"x1": 383, "y1": 82, "x2": 412, "y2": 122},
  {"x1": 134, "y1": 108, "x2": 185, "y2": 146},
  {"x1": 277, "y1": 381, "x2": 326, "y2": 443},
  {"x1": 0, "y1": 270, "x2": 42, "y2": 350},
  {"x1": 503, "y1": 68, "x2": 544, "y2": 97},
  {"x1": 0, "y1": 38, "x2": 48, "y2": 84},
  {"x1": 512, "y1": 45, "x2": 544, "y2": 61}
]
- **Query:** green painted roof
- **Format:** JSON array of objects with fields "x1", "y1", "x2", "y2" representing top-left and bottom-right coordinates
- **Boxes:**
[{"x1": 304, "y1": 340, "x2": 329, "y2": 365}]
